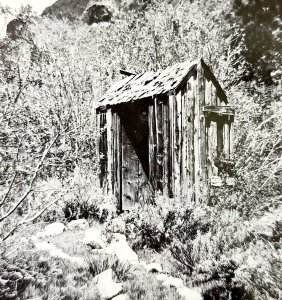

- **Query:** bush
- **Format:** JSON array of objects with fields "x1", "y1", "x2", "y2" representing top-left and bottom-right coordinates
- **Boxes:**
[
  {"x1": 121, "y1": 196, "x2": 186, "y2": 251},
  {"x1": 170, "y1": 203, "x2": 282, "y2": 299},
  {"x1": 88, "y1": 253, "x2": 136, "y2": 282},
  {"x1": 121, "y1": 194, "x2": 281, "y2": 299},
  {"x1": 61, "y1": 169, "x2": 117, "y2": 223}
]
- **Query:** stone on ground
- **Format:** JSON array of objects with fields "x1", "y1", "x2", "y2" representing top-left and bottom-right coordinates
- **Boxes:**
[
  {"x1": 34, "y1": 240, "x2": 86, "y2": 267},
  {"x1": 111, "y1": 233, "x2": 127, "y2": 243},
  {"x1": 146, "y1": 262, "x2": 162, "y2": 273},
  {"x1": 177, "y1": 287, "x2": 203, "y2": 300},
  {"x1": 34, "y1": 241, "x2": 57, "y2": 252},
  {"x1": 67, "y1": 219, "x2": 89, "y2": 231},
  {"x1": 49, "y1": 248, "x2": 86, "y2": 267},
  {"x1": 83, "y1": 228, "x2": 106, "y2": 249},
  {"x1": 162, "y1": 276, "x2": 184, "y2": 288},
  {"x1": 156, "y1": 273, "x2": 168, "y2": 282},
  {"x1": 49, "y1": 248, "x2": 70, "y2": 260},
  {"x1": 37, "y1": 222, "x2": 65, "y2": 238},
  {"x1": 93, "y1": 268, "x2": 123, "y2": 299},
  {"x1": 105, "y1": 241, "x2": 138, "y2": 264}
]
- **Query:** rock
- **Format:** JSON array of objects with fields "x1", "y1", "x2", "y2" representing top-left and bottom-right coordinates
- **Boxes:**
[
  {"x1": 111, "y1": 233, "x2": 126, "y2": 243},
  {"x1": 82, "y1": 2, "x2": 114, "y2": 25},
  {"x1": 67, "y1": 219, "x2": 89, "y2": 231},
  {"x1": 42, "y1": 0, "x2": 90, "y2": 19},
  {"x1": 49, "y1": 248, "x2": 70, "y2": 260},
  {"x1": 37, "y1": 222, "x2": 65, "y2": 238},
  {"x1": 83, "y1": 228, "x2": 106, "y2": 249},
  {"x1": 156, "y1": 273, "x2": 168, "y2": 282},
  {"x1": 162, "y1": 276, "x2": 184, "y2": 288},
  {"x1": 105, "y1": 241, "x2": 138, "y2": 264},
  {"x1": 6, "y1": 19, "x2": 26, "y2": 40},
  {"x1": 34, "y1": 241, "x2": 57, "y2": 252},
  {"x1": 177, "y1": 287, "x2": 203, "y2": 300},
  {"x1": 49, "y1": 249, "x2": 86, "y2": 267},
  {"x1": 93, "y1": 268, "x2": 123, "y2": 299},
  {"x1": 112, "y1": 294, "x2": 129, "y2": 300},
  {"x1": 145, "y1": 262, "x2": 162, "y2": 273}
]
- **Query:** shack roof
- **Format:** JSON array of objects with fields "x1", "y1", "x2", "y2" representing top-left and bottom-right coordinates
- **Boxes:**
[{"x1": 97, "y1": 59, "x2": 226, "y2": 108}]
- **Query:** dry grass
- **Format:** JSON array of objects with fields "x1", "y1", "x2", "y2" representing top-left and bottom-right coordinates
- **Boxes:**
[
  {"x1": 2, "y1": 223, "x2": 192, "y2": 300},
  {"x1": 123, "y1": 270, "x2": 182, "y2": 300},
  {"x1": 46, "y1": 229, "x2": 88, "y2": 257},
  {"x1": 136, "y1": 248, "x2": 176, "y2": 275}
]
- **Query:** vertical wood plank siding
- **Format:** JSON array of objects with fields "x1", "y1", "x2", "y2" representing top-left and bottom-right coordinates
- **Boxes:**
[
  {"x1": 99, "y1": 111, "x2": 107, "y2": 188},
  {"x1": 162, "y1": 98, "x2": 169, "y2": 195},
  {"x1": 199, "y1": 64, "x2": 207, "y2": 195},
  {"x1": 156, "y1": 98, "x2": 164, "y2": 191},
  {"x1": 223, "y1": 121, "x2": 230, "y2": 158},
  {"x1": 97, "y1": 61, "x2": 234, "y2": 207},
  {"x1": 148, "y1": 103, "x2": 156, "y2": 189},
  {"x1": 168, "y1": 93, "x2": 175, "y2": 196},
  {"x1": 181, "y1": 84, "x2": 188, "y2": 196},
  {"x1": 174, "y1": 91, "x2": 182, "y2": 196},
  {"x1": 106, "y1": 109, "x2": 112, "y2": 194},
  {"x1": 230, "y1": 119, "x2": 234, "y2": 154},
  {"x1": 193, "y1": 68, "x2": 200, "y2": 199},
  {"x1": 187, "y1": 78, "x2": 194, "y2": 200},
  {"x1": 112, "y1": 111, "x2": 122, "y2": 208}
]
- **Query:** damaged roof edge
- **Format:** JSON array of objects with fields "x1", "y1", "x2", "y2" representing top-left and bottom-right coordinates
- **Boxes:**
[{"x1": 96, "y1": 59, "x2": 227, "y2": 109}]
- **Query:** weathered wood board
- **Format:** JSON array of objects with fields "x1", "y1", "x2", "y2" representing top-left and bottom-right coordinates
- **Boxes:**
[{"x1": 97, "y1": 59, "x2": 235, "y2": 208}]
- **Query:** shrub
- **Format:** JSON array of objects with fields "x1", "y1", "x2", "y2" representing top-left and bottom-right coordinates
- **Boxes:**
[
  {"x1": 123, "y1": 271, "x2": 182, "y2": 300},
  {"x1": 62, "y1": 169, "x2": 117, "y2": 223},
  {"x1": 170, "y1": 203, "x2": 282, "y2": 299},
  {"x1": 88, "y1": 253, "x2": 136, "y2": 282},
  {"x1": 121, "y1": 196, "x2": 186, "y2": 251},
  {"x1": 168, "y1": 205, "x2": 211, "y2": 275}
]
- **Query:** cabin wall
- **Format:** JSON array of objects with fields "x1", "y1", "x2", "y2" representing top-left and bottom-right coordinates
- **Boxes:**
[
  {"x1": 98, "y1": 62, "x2": 234, "y2": 208},
  {"x1": 147, "y1": 74, "x2": 196, "y2": 200},
  {"x1": 148, "y1": 64, "x2": 234, "y2": 200},
  {"x1": 148, "y1": 96, "x2": 169, "y2": 195},
  {"x1": 203, "y1": 69, "x2": 234, "y2": 184},
  {"x1": 98, "y1": 110, "x2": 108, "y2": 189}
]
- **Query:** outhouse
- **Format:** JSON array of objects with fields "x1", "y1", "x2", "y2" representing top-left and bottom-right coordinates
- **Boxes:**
[{"x1": 96, "y1": 59, "x2": 234, "y2": 210}]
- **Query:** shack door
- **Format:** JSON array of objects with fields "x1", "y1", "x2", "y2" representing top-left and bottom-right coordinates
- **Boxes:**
[
  {"x1": 121, "y1": 126, "x2": 141, "y2": 209},
  {"x1": 118, "y1": 102, "x2": 151, "y2": 210}
]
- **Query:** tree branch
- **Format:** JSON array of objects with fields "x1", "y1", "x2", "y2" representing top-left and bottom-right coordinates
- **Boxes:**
[
  {"x1": 0, "y1": 133, "x2": 59, "y2": 222},
  {"x1": 2, "y1": 192, "x2": 67, "y2": 242},
  {"x1": 0, "y1": 172, "x2": 17, "y2": 207}
]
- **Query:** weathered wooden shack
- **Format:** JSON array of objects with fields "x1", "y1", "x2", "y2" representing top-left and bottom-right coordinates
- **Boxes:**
[{"x1": 96, "y1": 59, "x2": 234, "y2": 210}]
